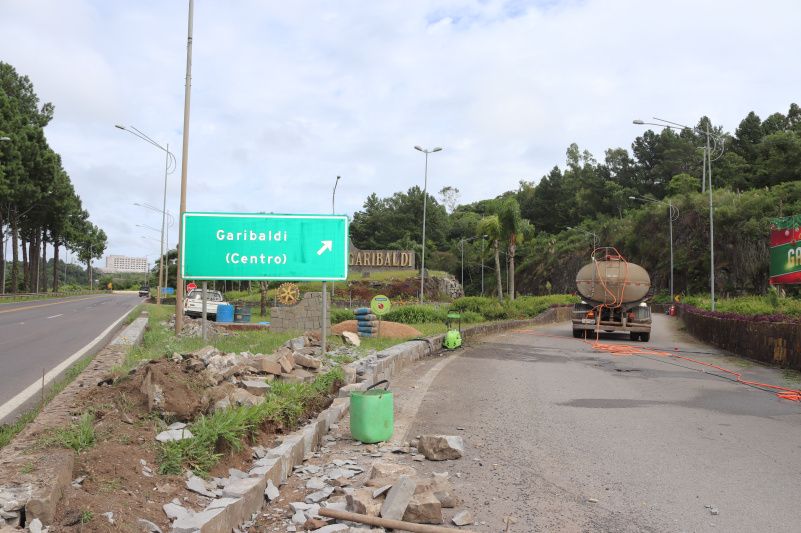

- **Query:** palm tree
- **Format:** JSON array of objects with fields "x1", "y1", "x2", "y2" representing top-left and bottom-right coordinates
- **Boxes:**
[
  {"x1": 498, "y1": 197, "x2": 524, "y2": 300},
  {"x1": 477, "y1": 215, "x2": 503, "y2": 300}
]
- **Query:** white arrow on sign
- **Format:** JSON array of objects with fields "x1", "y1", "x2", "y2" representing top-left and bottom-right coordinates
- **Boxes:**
[{"x1": 317, "y1": 240, "x2": 333, "y2": 255}]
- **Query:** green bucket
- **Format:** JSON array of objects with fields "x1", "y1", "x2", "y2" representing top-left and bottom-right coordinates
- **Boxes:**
[{"x1": 349, "y1": 380, "x2": 394, "y2": 444}]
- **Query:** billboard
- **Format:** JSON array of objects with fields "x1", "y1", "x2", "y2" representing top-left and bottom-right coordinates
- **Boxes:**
[{"x1": 769, "y1": 215, "x2": 801, "y2": 285}]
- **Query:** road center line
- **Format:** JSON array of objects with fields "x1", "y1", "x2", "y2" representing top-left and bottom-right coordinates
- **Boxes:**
[
  {"x1": 46, "y1": 314, "x2": 64, "y2": 319},
  {"x1": 0, "y1": 296, "x2": 106, "y2": 315}
]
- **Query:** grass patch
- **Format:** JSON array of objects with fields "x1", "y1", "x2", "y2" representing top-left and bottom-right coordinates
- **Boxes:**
[
  {"x1": 681, "y1": 294, "x2": 801, "y2": 317},
  {"x1": 158, "y1": 368, "x2": 344, "y2": 476},
  {"x1": 124, "y1": 303, "x2": 145, "y2": 325},
  {"x1": 0, "y1": 352, "x2": 97, "y2": 450},
  {"x1": 117, "y1": 304, "x2": 302, "y2": 375},
  {"x1": 81, "y1": 510, "x2": 94, "y2": 524},
  {"x1": 782, "y1": 369, "x2": 801, "y2": 385},
  {"x1": 0, "y1": 291, "x2": 97, "y2": 305},
  {"x1": 43, "y1": 413, "x2": 96, "y2": 452}
]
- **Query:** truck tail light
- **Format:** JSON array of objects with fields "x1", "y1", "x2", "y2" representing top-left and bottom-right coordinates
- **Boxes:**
[{"x1": 586, "y1": 310, "x2": 595, "y2": 319}]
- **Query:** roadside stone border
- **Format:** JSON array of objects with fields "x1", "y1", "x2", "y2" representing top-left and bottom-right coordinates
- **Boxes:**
[
  {"x1": 171, "y1": 305, "x2": 573, "y2": 532},
  {"x1": 676, "y1": 305, "x2": 801, "y2": 369},
  {"x1": 0, "y1": 315, "x2": 148, "y2": 528}
]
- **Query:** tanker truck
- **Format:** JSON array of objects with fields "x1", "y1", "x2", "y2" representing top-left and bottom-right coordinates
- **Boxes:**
[{"x1": 571, "y1": 250, "x2": 652, "y2": 342}]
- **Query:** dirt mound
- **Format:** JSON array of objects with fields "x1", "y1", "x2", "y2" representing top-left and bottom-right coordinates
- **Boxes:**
[
  {"x1": 331, "y1": 320, "x2": 422, "y2": 339},
  {"x1": 134, "y1": 359, "x2": 212, "y2": 420}
]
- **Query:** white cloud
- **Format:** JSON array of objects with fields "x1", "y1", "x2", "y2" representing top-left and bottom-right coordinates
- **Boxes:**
[{"x1": 1, "y1": 0, "x2": 799, "y2": 259}]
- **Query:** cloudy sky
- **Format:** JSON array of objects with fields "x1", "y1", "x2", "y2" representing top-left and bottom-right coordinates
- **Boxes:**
[{"x1": 2, "y1": 0, "x2": 799, "y2": 262}]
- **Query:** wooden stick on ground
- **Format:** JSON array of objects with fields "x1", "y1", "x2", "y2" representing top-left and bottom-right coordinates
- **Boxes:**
[{"x1": 319, "y1": 508, "x2": 479, "y2": 533}]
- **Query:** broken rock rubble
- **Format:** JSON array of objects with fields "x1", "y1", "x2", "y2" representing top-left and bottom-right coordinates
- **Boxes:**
[{"x1": 417, "y1": 435, "x2": 465, "y2": 461}]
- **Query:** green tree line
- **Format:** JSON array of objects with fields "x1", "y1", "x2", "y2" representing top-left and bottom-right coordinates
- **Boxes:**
[
  {"x1": 0, "y1": 62, "x2": 106, "y2": 293},
  {"x1": 350, "y1": 104, "x2": 801, "y2": 298}
]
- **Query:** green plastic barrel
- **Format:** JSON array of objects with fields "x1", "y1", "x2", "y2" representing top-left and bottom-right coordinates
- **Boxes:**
[{"x1": 349, "y1": 380, "x2": 393, "y2": 443}]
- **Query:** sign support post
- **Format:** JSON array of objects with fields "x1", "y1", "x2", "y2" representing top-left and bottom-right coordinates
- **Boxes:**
[
  {"x1": 321, "y1": 283, "x2": 328, "y2": 354},
  {"x1": 201, "y1": 281, "x2": 208, "y2": 341},
  {"x1": 371, "y1": 295, "x2": 391, "y2": 339}
]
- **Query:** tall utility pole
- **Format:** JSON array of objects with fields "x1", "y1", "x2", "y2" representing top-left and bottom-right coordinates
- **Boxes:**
[
  {"x1": 413, "y1": 146, "x2": 442, "y2": 304},
  {"x1": 175, "y1": 0, "x2": 194, "y2": 335},
  {"x1": 633, "y1": 117, "x2": 723, "y2": 310},
  {"x1": 629, "y1": 197, "x2": 679, "y2": 302}
]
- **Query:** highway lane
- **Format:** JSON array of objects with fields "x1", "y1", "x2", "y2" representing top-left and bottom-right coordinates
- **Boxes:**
[
  {"x1": 0, "y1": 293, "x2": 141, "y2": 423},
  {"x1": 405, "y1": 315, "x2": 801, "y2": 532}
]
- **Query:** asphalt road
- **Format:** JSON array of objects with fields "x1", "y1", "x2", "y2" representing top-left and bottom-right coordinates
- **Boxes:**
[
  {"x1": 406, "y1": 315, "x2": 801, "y2": 532},
  {"x1": 0, "y1": 293, "x2": 141, "y2": 423}
]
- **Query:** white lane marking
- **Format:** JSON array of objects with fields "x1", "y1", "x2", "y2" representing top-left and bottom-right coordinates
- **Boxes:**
[
  {"x1": 47, "y1": 314, "x2": 63, "y2": 319},
  {"x1": 0, "y1": 306, "x2": 133, "y2": 423}
]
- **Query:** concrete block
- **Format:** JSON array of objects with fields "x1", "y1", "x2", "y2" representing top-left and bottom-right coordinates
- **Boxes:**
[
  {"x1": 221, "y1": 476, "x2": 266, "y2": 515},
  {"x1": 25, "y1": 450, "x2": 73, "y2": 525},
  {"x1": 170, "y1": 507, "x2": 225, "y2": 533},
  {"x1": 380, "y1": 476, "x2": 416, "y2": 520}
]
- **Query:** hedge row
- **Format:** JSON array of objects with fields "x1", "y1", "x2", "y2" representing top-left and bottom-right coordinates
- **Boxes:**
[{"x1": 328, "y1": 294, "x2": 578, "y2": 325}]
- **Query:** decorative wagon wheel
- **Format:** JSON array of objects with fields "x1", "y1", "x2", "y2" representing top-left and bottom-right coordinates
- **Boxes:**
[{"x1": 277, "y1": 282, "x2": 300, "y2": 306}]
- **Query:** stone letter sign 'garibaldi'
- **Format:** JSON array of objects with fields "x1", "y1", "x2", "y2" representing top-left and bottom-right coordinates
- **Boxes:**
[{"x1": 349, "y1": 245, "x2": 415, "y2": 270}]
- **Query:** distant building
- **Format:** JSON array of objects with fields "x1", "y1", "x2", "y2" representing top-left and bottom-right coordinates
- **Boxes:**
[{"x1": 105, "y1": 255, "x2": 148, "y2": 273}]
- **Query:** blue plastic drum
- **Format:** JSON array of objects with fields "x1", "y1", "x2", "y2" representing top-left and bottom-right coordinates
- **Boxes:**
[{"x1": 216, "y1": 304, "x2": 234, "y2": 323}]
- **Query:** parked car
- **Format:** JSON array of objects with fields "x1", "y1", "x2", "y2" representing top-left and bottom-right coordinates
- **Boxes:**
[
  {"x1": 138, "y1": 285, "x2": 150, "y2": 297},
  {"x1": 184, "y1": 289, "x2": 227, "y2": 318}
]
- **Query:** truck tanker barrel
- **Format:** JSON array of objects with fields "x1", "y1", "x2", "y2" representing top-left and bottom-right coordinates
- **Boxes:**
[{"x1": 576, "y1": 260, "x2": 651, "y2": 306}]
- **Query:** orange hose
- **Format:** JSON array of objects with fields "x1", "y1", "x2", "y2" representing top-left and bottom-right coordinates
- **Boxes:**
[{"x1": 586, "y1": 337, "x2": 801, "y2": 402}]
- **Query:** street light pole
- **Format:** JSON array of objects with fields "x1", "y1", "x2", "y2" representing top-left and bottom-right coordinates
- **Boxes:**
[
  {"x1": 633, "y1": 117, "x2": 723, "y2": 310},
  {"x1": 134, "y1": 203, "x2": 174, "y2": 300},
  {"x1": 481, "y1": 235, "x2": 485, "y2": 296},
  {"x1": 629, "y1": 196, "x2": 679, "y2": 302},
  {"x1": 414, "y1": 146, "x2": 442, "y2": 304},
  {"x1": 175, "y1": 0, "x2": 195, "y2": 335},
  {"x1": 566, "y1": 226, "x2": 599, "y2": 250},
  {"x1": 117, "y1": 127, "x2": 176, "y2": 305}
]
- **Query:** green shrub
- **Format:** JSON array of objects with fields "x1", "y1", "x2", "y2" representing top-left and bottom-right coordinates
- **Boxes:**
[
  {"x1": 450, "y1": 294, "x2": 578, "y2": 321},
  {"x1": 330, "y1": 308, "x2": 354, "y2": 324},
  {"x1": 384, "y1": 305, "x2": 448, "y2": 324},
  {"x1": 682, "y1": 294, "x2": 801, "y2": 317},
  {"x1": 449, "y1": 310, "x2": 484, "y2": 323},
  {"x1": 450, "y1": 297, "x2": 505, "y2": 317}
]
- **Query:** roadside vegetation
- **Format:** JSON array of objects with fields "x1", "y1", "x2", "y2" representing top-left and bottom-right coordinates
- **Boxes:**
[
  {"x1": 42, "y1": 412, "x2": 96, "y2": 452},
  {"x1": 0, "y1": 289, "x2": 99, "y2": 305},
  {"x1": 116, "y1": 304, "x2": 300, "y2": 375},
  {"x1": 668, "y1": 292, "x2": 801, "y2": 321},
  {"x1": 158, "y1": 368, "x2": 343, "y2": 476}
]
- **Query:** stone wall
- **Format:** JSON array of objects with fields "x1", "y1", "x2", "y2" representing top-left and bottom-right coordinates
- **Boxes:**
[
  {"x1": 270, "y1": 292, "x2": 328, "y2": 332},
  {"x1": 677, "y1": 306, "x2": 801, "y2": 369}
]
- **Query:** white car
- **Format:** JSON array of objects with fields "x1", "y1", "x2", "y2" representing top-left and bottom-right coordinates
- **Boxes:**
[{"x1": 184, "y1": 289, "x2": 227, "y2": 318}]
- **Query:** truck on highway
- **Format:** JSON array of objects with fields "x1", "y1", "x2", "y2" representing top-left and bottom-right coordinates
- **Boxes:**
[{"x1": 571, "y1": 249, "x2": 652, "y2": 342}]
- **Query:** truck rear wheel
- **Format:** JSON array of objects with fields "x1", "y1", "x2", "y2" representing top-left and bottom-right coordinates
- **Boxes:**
[
  {"x1": 572, "y1": 328, "x2": 582, "y2": 338},
  {"x1": 639, "y1": 332, "x2": 650, "y2": 342},
  {"x1": 630, "y1": 332, "x2": 640, "y2": 342}
]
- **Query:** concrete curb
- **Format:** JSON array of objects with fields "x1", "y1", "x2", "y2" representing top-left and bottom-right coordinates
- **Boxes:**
[{"x1": 172, "y1": 307, "x2": 573, "y2": 532}]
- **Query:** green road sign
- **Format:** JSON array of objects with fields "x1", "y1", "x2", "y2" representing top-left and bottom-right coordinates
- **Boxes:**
[
  {"x1": 371, "y1": 294, "x2": 391, "y2": 316},
  {"x1": 182, "y1": 212, "x2": 349, "y2": 281}
]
